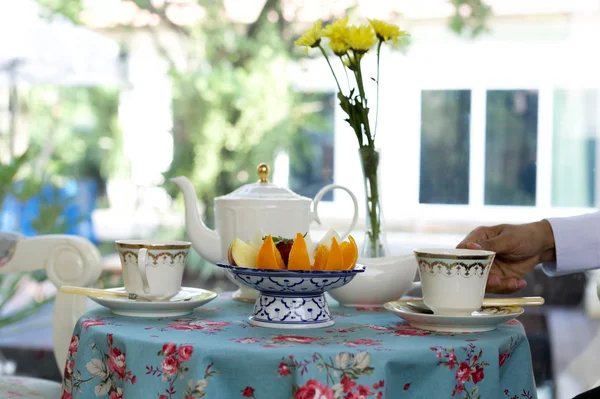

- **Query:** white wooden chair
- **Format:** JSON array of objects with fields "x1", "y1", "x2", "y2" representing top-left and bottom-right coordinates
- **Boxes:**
[{"x1": 0, "y1": 232, "x2": 102, "y2": 398}]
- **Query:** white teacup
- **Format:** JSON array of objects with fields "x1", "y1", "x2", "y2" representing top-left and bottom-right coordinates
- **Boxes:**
[
  {"x1": 116, "y1": 240, "x2": 191, "y2": 300},
  {"x1": 413, "y1": 248, "x2": 495, "y2": 316}
]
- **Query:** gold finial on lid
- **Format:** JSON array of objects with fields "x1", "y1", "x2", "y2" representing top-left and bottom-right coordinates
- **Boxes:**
[{"x1": 257, "y1": 163, "x2": 269, "y2": 183}]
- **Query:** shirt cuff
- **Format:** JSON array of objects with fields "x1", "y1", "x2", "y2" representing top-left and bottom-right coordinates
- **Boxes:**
[{"x1": 541, "y1": 211, "x2": 600, "y2": 276}]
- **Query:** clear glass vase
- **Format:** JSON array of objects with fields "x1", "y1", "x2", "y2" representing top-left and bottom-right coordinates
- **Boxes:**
[{"x1": 358, "y1": 147, "x2": 389, "y2": 258}]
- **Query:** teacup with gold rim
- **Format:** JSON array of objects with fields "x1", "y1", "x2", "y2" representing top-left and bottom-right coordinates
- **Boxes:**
[
  {"x1": 413, "y1": 248, "x2": 495, "y2": 316},
  {"x1": 116, "y1": 240, "x2": 191, "y2": 300}
]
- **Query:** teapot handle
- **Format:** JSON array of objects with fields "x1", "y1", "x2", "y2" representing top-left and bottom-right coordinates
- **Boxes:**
[{"x1": 312, "y1": 184, "x2": 359, "y2": 240}]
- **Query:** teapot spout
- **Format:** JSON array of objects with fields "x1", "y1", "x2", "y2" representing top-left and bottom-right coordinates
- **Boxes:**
[{"x1": 170, "y1": 176, "x2": 222, "y2": 264}]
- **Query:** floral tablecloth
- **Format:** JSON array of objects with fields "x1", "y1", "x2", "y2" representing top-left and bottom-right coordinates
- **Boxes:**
[{"x1": 61, "y1": 293, "x2": 537, "y2": 399}]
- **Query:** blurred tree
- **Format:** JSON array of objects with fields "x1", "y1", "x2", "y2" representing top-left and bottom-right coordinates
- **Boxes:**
[
  {"x1": 449, "y1": 0, "x2": 493, "y2": 38},
  {"x1": 154, "y1": 0, "x2": 301, "y2": 227}
]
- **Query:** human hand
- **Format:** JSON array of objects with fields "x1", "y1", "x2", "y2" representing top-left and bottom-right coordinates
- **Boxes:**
[{"x1": 456, "y1": 221, "x2": 556, "y2": 294}]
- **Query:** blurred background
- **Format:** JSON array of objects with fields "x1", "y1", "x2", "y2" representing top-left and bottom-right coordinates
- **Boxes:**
[{"x1": 1, "y1": 1, "x2": 599, "y2": 398}]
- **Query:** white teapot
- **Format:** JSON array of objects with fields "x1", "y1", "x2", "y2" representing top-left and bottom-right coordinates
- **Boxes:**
[{"x1": 170, "y1": 163, "x2": 359, "y2": 301}]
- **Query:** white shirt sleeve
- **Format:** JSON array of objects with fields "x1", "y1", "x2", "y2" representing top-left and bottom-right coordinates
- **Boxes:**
[{"x1": 542, "y1": 211, "x2": 600, "y2": 276}]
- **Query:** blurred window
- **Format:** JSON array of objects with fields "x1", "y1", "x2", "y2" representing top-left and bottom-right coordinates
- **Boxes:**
[
  {"x1": 552, "y1": 89, "x2": 599, "y2": 208},
  {"x1": 289, "y1": 92, "x2": 335, "y2": 201},
  {"x1": 484, "y1": 90, "x2": 539, "y2": 206},
  {"x1": 419, "y1": 90, "x2": 471, "y2": 204}
]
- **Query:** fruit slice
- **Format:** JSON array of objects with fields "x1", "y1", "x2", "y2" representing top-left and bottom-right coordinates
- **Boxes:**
[
  {"x1": 228, "y1": 238, "x2": 258, "y2": 267},
  {"x1": 256, "y1": 235, "x2": 286, "y2": 270},
  {"x1": 305, "y1": 234, "x2": 315, "y2": 266},
  {"x1": 340, "y1": 235, "x2": 358, "y2": 270},
  {"x1": 312, "y1": 244, "x2": 330, "y2": 270},
  {"x1": 325, "y1": 237, "x2": 343, "y2": 270},
  {"x1": 288, "y1": 232, "x2": 311, "y2": 270}
]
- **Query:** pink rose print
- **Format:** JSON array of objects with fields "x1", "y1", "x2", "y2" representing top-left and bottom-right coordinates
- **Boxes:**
[
  {"x1": 162, "y1": 343, "x2": 177, "y2": 356},
  {"x1": 278, "y1": 352, "x2": 391, "y2": 399},
  {"x1": 178, "y1": 345, "x2": 193, "y2": 362},
  {"x1": 393, "y1": 325, "x2": 432, "y2": 337},
  {"x1": 272, "y1": 335, "x2": 320, "y2": 344},
  {"x1": 344, "y1": 338, "x2": 382, "y2": 347},
  {"x1": 166, "y1": 323, "x2": 203, "y2": 331},
  {"x1": 109, "y1": 346, "x2": 127, "y2": 379},
  {"x1": 456, "y1": 362, "x2": 471, "y2": 384},
  {"x1": 341, "y1": 376, "x2": 356, "y2": 393},
  {"x1": 68, "y1": 335, "x2": 79, "y2": 355},
  {"x1": 432, "y1": 344, "x2": 489, "y2": 397},
  {"x1": 241, "y1": 386, "x2": 256, "y2": 397},
  {"x1": 65, "y1": 360, "x2": 74, "y2": 376},
  {"x1": 161, "y1": 355, "x2": 179, "y2": 376},
  {"x1": 295, "y1": 379, "x2": 334, "y2": 399},
  {"x1": 472, "y1": 365, "x2": 485, "y2": 384},
  {"x1": 81, "y1": 318, "x2": 106, "y2": 329},
  {"x1": 166, "y1": 319, "x2": 230, "y2": 332},
  {"x1": 366, "y1": 325, "x2": 393, "y2": 331},
  {"x1": 236, "y1": 337, "x2": 261, "y2": 344},
  {"x1": 278, "y1": 361, "x2": 291, "y2": 376},
  {"x1": 109, "y1": 387, "x2": 123, "y2": 399},
  {"x1": 499, "y1": 336, "x2": 517, "y2": 368},
  {"x1": 63, "y1": 333, "x2": 135, "y2": 399},
  {"x1": 148, "y1": 345, "x2": 217, "y2": 399}
]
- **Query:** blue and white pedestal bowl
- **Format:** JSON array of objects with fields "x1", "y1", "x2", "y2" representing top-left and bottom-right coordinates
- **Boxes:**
[{"x1": 216, "y1": 264, "x2": 365, "y2": 329}]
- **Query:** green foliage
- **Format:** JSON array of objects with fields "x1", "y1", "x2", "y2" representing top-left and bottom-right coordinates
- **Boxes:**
[
  {"x1": 0, "y1": 150, "x2": 30, "y2": 205},
  {"x1": 449, "y1": 0, "x2": 493, "y2": 38},
  {"x1": 164, "y1": 1, "x2": 298, "y2": 227}
]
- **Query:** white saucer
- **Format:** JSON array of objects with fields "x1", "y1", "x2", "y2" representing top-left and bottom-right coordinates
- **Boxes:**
[
  {"x1": 89, "y1": 287, "x2": 218, "y2": 317},
  {"x1": 384, "y1": 302, "x2": 524, "y2": 333}
]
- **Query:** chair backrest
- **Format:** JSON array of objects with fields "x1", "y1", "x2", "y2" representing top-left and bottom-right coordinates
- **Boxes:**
[{"x1": 0, "y1": 232, "x2": 102, "y2": 376}]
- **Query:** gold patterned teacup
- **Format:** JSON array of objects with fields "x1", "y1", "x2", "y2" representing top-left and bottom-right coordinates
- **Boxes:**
[
  {"x1": 413, "y1": 248, "x2": 495, "y2": 316},
  {"x1": 116, "y1": 240, "x2": 191, "y2": 300}
]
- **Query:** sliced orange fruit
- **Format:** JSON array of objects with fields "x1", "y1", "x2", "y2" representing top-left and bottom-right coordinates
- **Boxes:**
[
  {"x1": 325, "y1": 237, "x2": 343, "y2": 271},
  {"x1": 312, "y1": 244, "x2": 330, "y2": 270},
  {"x1": 288, "y1": 233, "x2": 311, "y2": 270},
  {"x1": 256, "y1": 235, "x2": 285, "y2": 270},
  {"x1": 340, "y1": 234, "x2": 358, "y2": 270}
]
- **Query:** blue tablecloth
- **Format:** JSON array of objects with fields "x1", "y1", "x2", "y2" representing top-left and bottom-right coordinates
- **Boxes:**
[{"x1": 61, "y1": 293, "x2": 537, "y2": 399}]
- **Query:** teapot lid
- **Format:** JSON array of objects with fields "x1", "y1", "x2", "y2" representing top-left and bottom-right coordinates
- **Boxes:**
[{"x1": 217, "y1": 163, "x2": 310, "y2": 201}]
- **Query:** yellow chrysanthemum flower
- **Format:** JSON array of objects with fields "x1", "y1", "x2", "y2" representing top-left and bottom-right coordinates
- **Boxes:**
[
  {"x1": 328, "y1": 38, "x2": 350, "y2": 56},
  {"x1": 368, "y1": 19, "x2": 409, "y2": 44},
  {"x1": 322, "y1": 17, "x2": 349, "y2": 43},
  {"x1": 345, "y1": 25, "x2": 377, "y2": 53},
  {"x1": 294, "y1": 20, "x2": 323, "y2": 49}
]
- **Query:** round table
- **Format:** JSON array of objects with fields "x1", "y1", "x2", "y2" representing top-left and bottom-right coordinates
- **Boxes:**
[{"x1": 61, "y1": 293, "x2": 537, "y2": 399}]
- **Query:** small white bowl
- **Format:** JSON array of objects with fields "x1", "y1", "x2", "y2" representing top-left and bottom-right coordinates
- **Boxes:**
[{"x1": 327, "y1": 254, "x2": 419, "y2": 307}]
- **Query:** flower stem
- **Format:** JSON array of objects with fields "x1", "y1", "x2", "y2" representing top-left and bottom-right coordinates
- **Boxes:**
[
  {"x1": 353, "y1": 53, "x2": 372, "y2": 146},
  {"x1": 319, "y1": 45, "x2": 342, "y2": 95},
  {"x1": 340, "y1": 56, "x2": 351, "y2": 92},
  {"x1": 360, "y1": 147, "x2": 384, "y2": 257},
  {"x1": 373, "y1": 40, "x2": 383, "y2": 140}
]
